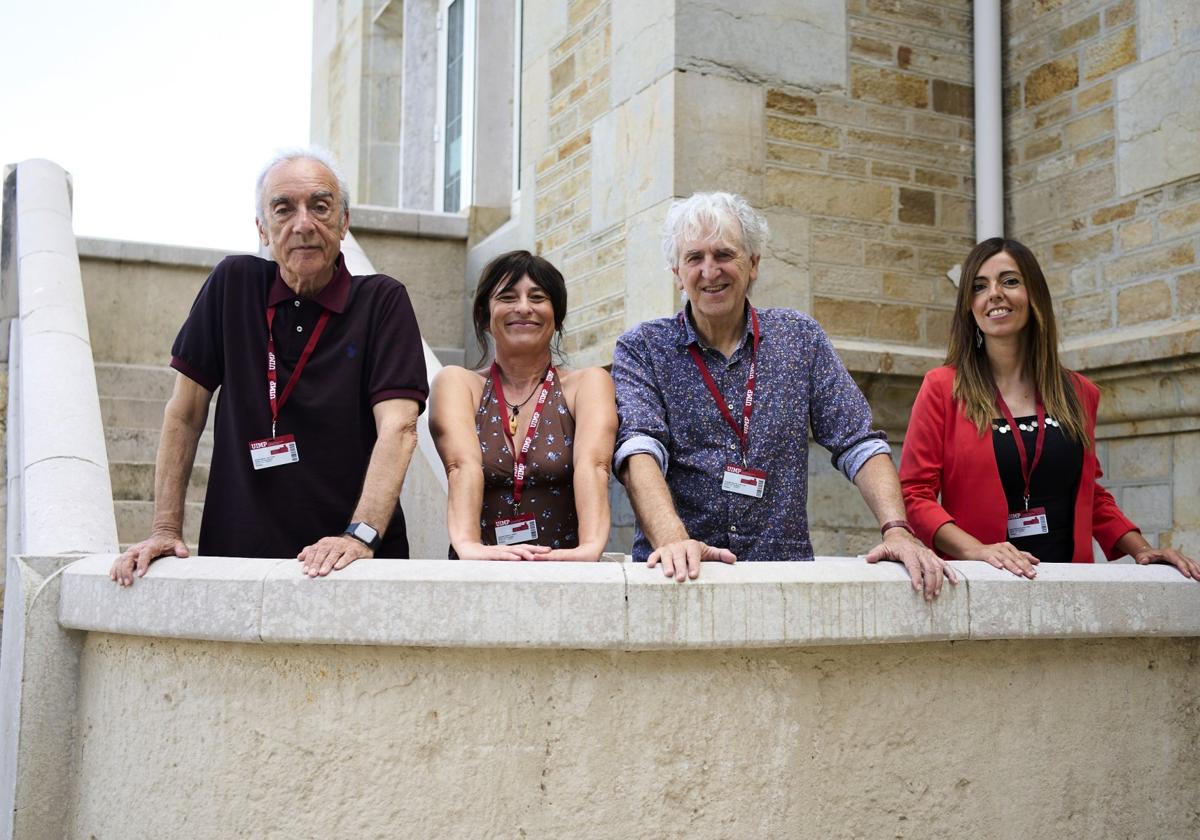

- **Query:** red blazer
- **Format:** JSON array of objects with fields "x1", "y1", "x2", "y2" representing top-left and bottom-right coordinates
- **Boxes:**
[{"x1": 899, "y1": 365, "x2": 1137, "y2": 563}]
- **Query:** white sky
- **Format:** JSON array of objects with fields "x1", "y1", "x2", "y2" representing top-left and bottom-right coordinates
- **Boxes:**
[{"x1": 1, "y1": 0, "x2": 314, "y2": 252}]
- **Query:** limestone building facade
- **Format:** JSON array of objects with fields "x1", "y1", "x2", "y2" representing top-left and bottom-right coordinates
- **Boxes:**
[{"x1": 310, "y1": 0, "x2": 1200, "y2": 558}]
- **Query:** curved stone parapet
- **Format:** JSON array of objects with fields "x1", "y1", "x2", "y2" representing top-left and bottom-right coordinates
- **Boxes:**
[
  {"x1": 58, "y1": 555, "x2": 1200, "y2": 648},
  {"x1": 7, "y1": 159, "x2": 117, "y2": 555},
  {"x1": 35, "y1": 555, "x2": 1200, "y2": 839}
]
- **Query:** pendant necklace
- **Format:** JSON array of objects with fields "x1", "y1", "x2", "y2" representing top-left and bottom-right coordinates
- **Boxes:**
[{"x1": 505, "y1": 380, "x2": 542, "y2": 435}]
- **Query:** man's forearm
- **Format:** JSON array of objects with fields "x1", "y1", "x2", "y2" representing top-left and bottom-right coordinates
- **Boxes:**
[
  {"x1": 851, "y1": 452, "x2": 908, "y2": 528},
  {"x1": 621, "y1": 453, "x2": 688, "y2": 548},
  {"x1": 152, "y1": 413, "x2": 204, "y2": 536},
  {"x1": 351, "y1": 406, "x2": 419, "y2": 533}
]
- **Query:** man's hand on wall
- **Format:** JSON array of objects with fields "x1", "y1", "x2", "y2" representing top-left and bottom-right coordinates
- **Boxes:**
[
  {"x1": 109, "y1": 532, "x2": 189, "y2": 586},
  {"x1": 298, "y1": 534, "x2": 374, "y2": 577},
  {"x1": 865, "y1": 530, "x2": 958, "y2": 601}
]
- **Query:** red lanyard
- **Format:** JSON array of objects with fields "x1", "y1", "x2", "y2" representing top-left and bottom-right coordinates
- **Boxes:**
[
  {"x1": 684, "y1": 307, "x2": 760, "y2": 465},
  {"x1": 491, "y1": 363, "x2": 556, "y2": 509},
  {"x1": 996, "y1": 392, "x2": 1046, "y2": 510},
  {"x1": 265, "y1": 305, "x2": 331, "y2": 437}
]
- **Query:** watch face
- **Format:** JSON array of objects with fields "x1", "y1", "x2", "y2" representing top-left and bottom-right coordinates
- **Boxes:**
[
  {"x1": 357, "y1": 523, "x2": 378, "y2": 541},
  {"x1": 348, "y1": 522, "x2": 379, "y2": 546}
]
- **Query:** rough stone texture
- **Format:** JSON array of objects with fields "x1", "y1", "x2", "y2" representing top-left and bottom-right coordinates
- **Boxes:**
[
  {"x1": 1116, "y1": 279, "x2": 1172, "y2": 324},
  {"x1": 674, "y1": 73, "x2": 766, "y2": 202},
  {"x1": 954, "y1": 561, "x2": 1200, "y2": 637},
  {"x1": 931, "y1": 79, "x2": 972, "y2": 118},
  {"x1": 589, "y1": 73, "x2": 673, "y2": 234},
  {"x1": 766, "y1": 170, "x2": 893, "y2": 222},
  {"x1": 1024, "y1": 56, "x2": 1079, "y2": 106},
  {"x1": 0, "y1": 557, "x2": 83, "y2": 840},
  {"x1": 1083, "y1": 25, "x2": 1138, "y2": 81},
  {"x1": 676, "y1": 0, "x2": 846, "y2": 90},
  {"x1": 1116, "y1": 46, "x2": 1200, "y2": 196},
  {"x1": 850, "y1": 65, "x2": 929, "y2": 109},
  {"x1": 1137, "y1": 0, "x2": 1200, "y2": 60},
  {"x1": 351, "y1": 230, "x2": 467, "y2": 352},
  {"x1": 609, "y1": 0, "x2": 673, "y2": 105},
  {"x1": 898, "y1": 187, "x2": 936, "y2": 225},
  {"x1": 80, "y1": 256, "x2": 211, "y2": 366},
  {"x1": 64, "y1": 629, "x2": 1200, "y2": 839}
]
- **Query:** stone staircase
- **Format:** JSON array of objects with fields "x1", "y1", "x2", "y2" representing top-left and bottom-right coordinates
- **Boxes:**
[{"x1": 96, "y1": 363, "x2": 211, "y2": 551}]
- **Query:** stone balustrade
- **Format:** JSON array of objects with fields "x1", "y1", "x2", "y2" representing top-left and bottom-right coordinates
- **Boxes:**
[
  {"x1": 26, "y1": 554, "x2": 1199, "y2": 838},
  {"x1": 57, "y1": 554, "x2": 1200, "y2": 647}
]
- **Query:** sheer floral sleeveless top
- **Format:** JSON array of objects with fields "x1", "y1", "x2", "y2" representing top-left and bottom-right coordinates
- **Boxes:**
[{"x1": 474, "y1": 373, "x2": 579, "y2": 550}]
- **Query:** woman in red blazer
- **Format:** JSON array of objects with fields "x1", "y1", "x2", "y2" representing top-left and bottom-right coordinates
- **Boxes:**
[{"x1": 900, "y1": 238, "x2": 1198, "y2": 579}]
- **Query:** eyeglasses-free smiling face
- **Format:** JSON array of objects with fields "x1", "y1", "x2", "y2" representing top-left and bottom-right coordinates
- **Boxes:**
[
  {"x1": 672, "y1": 225, "x2": 760, "y2": 330},
  {"x1": 971, "y1": 250, "x2": 1031, "y2": 342},
  {"x1": 488, "y1": 275, "x2": 556, "y2": 351},
  {"x1": 256, "y1": 158, "x2": 348, "y2": 297}
]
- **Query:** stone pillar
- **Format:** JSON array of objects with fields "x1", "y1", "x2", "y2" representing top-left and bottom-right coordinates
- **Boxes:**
[
  {"x1": 311, "y1": 0, "x2": 406, "y2": 207},
  {"x1": 399, "y1": 0, "x2": 439, "y2": 210},
  {"x1": 0, "y1": 557, "x2": 83, "y2": 840}
]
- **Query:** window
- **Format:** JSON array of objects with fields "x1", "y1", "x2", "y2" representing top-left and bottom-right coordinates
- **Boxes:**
[{"x1": 437, "y1": 0, "x2": 476, "y2": 212}]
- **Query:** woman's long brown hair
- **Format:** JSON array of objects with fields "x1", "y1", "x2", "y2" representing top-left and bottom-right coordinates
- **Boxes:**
[{"x1": 946, "y1": 237, "x2": 1088, "y2": 445}]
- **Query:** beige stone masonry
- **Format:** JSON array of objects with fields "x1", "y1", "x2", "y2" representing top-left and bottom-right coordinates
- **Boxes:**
[{"x1": 58, "y1": 554, "x2": 1200, "y2": 647}]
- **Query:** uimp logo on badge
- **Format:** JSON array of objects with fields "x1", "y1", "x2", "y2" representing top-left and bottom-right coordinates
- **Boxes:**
[
  {"x1": 249, "y1": 434, "x2": 299, "y2": 470},
  {"x1": 495, "y1": 513, "x2": 538, "y2": 544}
]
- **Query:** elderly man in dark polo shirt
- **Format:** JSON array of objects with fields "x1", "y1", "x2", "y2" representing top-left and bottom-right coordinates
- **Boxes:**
[{"x1": 111, "y1": 148, "x2": 428, "y2": 585}]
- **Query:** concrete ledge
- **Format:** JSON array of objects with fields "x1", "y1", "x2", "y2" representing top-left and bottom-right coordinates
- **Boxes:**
[
  {"x1": 349, "y1": 204, "x2": 468, "y2": 239},
  {"x1": 952, "y1": 560, "x2": 1200, "y2": 639},
  {"x1": 1062, "y1": 319, "x2": 1200, "y2": 371},
  {"x1": 76, "y1": 236, "x2": 241, "y2": 269},
  {"x1": 57, "y1": 556, "x2": 1200, "y2": 648},
  {"x1": 833, "y1": 338, "x2": 941, "y2": 377}
]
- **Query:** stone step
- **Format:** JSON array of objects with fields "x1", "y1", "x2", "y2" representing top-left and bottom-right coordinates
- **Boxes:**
[
  {"x1": 105, "y1": 427, "x2": 214, "y2": 465},
  {"x1": 100, "y1": 396, "x2": 167, "y2": 430},
  {"x1": 115, "y1": 500, "x2": 204, "y2": 546},
  {"x1": 95, "y1": 363, "x2": 178, "y2": 400},
  {"x1": 100, "y1": 396, "x2": 217, "y2": 433},
  {"x1": 108, "y1": 461, "x2": 209, "y2": 502}
]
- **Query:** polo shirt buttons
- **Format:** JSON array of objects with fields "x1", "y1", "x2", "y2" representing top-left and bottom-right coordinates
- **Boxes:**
[
  {"x1": 730, "y1": 525, "x2": 738, "y2": 533},
  {"x1": 293, "y1": 300, "x2": 301, "y2": 307},
  {"x1": 296, "y1": 325, "x2": 303, "y2": 332}
]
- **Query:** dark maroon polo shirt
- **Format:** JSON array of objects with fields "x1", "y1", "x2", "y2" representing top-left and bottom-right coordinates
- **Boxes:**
[{"x1": 170, "y1": 254, "x2": 428, "y2": 558}]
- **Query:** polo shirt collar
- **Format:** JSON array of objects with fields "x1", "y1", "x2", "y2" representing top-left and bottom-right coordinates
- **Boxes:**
[
  {"x1": 675, "y1": 300, "x2": 754, "y2": 355},
  {"x1": 267, "y1": 253, "x2": 351, "y2": 313}
]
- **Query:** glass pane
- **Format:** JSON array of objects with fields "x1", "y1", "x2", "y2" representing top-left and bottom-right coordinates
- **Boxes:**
[{"x1": 443, "y1": 0, "x2": 465, "y2": 211}]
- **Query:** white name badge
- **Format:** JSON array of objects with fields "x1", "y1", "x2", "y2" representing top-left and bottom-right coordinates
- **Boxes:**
[
  {"x1": 1007, "y1": 507, "x2": 1048, "y2": 539},
  {"x1": 249, "y1": 434, "x2": 299, "y2": 470},
  {"x1": 722, "y1": 464, "x2": 767, "y2": 498},
  {"x1": 495, "y1": 513, "x2": 539, "y2": 545}
]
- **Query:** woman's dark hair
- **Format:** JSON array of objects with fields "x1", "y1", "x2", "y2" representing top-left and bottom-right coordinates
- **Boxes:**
[
  {"x1": 471, "y1": 250, "x2": 568, "y2": 366},
  {"x1": 947, "y1": 237, "x2": 1087, "y2": 445}
]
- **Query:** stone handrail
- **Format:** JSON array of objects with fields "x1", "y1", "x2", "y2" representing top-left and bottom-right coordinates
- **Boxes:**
[
  {"x1": 57, "y1": 555, "x2": 1200, "y2": 648},
  {"x1": 3, "y1": 159, "x2": 118, "y2": 555}
]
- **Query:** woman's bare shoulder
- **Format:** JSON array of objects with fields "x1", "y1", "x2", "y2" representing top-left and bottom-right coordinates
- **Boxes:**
[{"x1": 432, "y1": 365, "x2": 488, "y2": 398}]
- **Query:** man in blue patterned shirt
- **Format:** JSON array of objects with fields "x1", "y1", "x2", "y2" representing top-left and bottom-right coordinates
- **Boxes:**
[{"x1": 613, "y1": 192, "x2": 956, "y2": 598}]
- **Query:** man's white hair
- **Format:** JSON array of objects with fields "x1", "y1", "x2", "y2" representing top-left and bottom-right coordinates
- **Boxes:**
[
  {"x1": 660, "y1": 192, "x2": 770, "y2": 269},
  {"x1": 254, "y1": 146, "x2": 351, "y2": 227}
]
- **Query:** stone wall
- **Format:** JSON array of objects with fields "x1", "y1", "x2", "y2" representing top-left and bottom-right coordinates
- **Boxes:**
[
  {"x1": 528, "y1": 0, "x2": 625, "y2": 367},
  {"x1": 1004, "y1": 0, "x2": 1200, "y2": 335},
  {"x1": 45, "y1": 555, "x2": 1200, "y2": 840},
  {"x1": 767, "y1": 0, "x2": 975, "y2": 351},
  {"x1": 520, "y1": 0, "x2": 977, "y2": 367},
  {"x1": 1003, "y1": 0, "x2": 1200, "y2": 558}
]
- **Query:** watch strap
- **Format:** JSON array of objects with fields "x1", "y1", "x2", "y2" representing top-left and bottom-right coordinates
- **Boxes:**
[{"x1": 344, "y1": 521, "x2": 382, "y2": 551}]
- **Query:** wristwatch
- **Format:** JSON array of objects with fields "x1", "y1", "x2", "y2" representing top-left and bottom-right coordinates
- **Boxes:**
[{"x1": 344, "y1": 521, "x2": 382, "y2": 551}]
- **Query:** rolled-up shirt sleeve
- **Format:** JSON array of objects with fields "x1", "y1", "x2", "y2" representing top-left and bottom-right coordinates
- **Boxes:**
[
  {"x1": 806, "y1": 322, "x2": 890, "y2": 482},
  {"x1": 611, "y1": 330, "x2": 670, "y2": 477}
]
